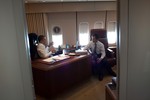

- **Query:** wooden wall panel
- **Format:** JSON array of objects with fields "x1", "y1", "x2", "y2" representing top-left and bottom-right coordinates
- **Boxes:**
[{"x1": 25, "y1": 1, "x2": 116, "y2": 13}]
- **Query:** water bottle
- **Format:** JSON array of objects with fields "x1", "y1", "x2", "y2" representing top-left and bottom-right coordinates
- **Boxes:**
[{"x1": 76, "y1": 41, "x2": 79, "y2": 50}]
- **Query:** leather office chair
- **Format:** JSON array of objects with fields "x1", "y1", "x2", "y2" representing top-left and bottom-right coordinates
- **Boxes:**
[
  {"x1": 90, "y1": 29, "x2": 116, "y2": 67},
  {"x1": 28, "y1": 33, "x2": 39, "y2": 60}
]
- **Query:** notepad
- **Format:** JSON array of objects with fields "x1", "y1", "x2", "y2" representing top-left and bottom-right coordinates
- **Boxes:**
[
  {"x1": 41, "y1": 55, "x2": 70, "y2": 65},
  {"x1": 75, "y1": 50, "x2": 88, "y2": 55},
  {"x1": 51, "y1": 55, "x2": 70, "y2": 61},
  {"x1": 42, "y1": 58, "x2": 55, "y2": 63}
]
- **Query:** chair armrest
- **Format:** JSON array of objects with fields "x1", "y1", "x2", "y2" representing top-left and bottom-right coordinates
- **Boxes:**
[
  {"x1": 106, "y1": 48, "x2": 115, "y2": 58},
  {"x1": 107, "y1": 48, "x2": 114, "y2": 53},
  {"x1": 106, "y1": 48, "x2": 116, "y2": 67}
]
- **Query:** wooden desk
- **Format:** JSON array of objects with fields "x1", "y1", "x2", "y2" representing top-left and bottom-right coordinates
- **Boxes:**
[{"x1": 32, "y1": 55, "x2": 92, "y2": 98}]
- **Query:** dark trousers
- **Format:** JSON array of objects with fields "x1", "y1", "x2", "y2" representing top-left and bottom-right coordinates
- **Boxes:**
[{"x1": 92, "y1": 57, "x2": 113, "y2": 77}]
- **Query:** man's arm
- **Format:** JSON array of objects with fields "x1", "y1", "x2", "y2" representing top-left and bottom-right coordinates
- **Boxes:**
[
  {"x1": 97, "y1": 43, "x2": 106, "y2": 63},
  {"x1": 100, "y1": 43, "x2": 106, "y2": 59},
  {"x1": 49, "y1": 46, "x2": 56, "y2": 53},
  {"x1": 83, "y1": 42, "x2": 92, "y2": 54}
]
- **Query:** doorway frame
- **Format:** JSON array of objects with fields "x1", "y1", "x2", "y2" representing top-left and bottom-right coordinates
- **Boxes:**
[{"x1": 22, "y1": 0, "x2": 129, "y2": 100}]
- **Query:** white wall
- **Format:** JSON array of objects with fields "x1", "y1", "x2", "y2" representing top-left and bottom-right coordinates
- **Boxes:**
[
  {"x1": 0, "y1": 0, "x2": 34, "y2": 100},
  {"x1": 77, "y1": 11, "x2": 106, "y2": 29},
  {"x1": 48, "y1": 11, "x2": 116, "y2": 45},
  {"x1": 119, "y1": 0, "x2": 150, "y2": 100}
]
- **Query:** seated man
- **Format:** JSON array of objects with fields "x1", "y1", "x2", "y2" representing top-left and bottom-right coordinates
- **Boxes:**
[
  {"x1": 37, "y1": 35, "x2": 56, "y2": 58},
  {"x1": 84, "y1": 33, "x2": 116, "y2": 81}
]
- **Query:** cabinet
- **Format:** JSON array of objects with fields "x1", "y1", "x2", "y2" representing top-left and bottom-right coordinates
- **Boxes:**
[{"x1": 105, "y1": 82, "x2": 117, "y2": 100}]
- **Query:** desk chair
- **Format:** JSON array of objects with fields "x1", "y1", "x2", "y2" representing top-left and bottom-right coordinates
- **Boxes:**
[{"x1": 28, "y1": 33, "x2": 39, "y2": 60}]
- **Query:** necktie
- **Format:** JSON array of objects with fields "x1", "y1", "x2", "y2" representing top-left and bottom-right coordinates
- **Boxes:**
[{"x1": 94, "y1": 42, "x2": 97, "y2": 54}]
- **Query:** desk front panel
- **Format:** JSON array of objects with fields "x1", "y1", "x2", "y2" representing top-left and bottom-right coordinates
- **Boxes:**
[{"x1": 32, "y1": 55, "x2": 92, "y2": 98}]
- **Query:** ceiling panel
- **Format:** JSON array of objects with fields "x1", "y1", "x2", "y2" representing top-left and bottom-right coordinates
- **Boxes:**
[{"x1": 25, "y1": 0, "x2": 116, "y2": 3}]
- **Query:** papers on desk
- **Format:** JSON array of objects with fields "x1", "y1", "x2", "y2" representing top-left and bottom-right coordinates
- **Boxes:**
[
  {"x1": 42, "y1": 58, "x2": 55, "y2": 63},
  {"x1": 75, "y1": 49, "x2": 88, "y2": 55},
  {"x1": 42, "y1": 55, "x2": 70, "y2": 63},
  {"x1": 68, "y1": 53, "x2": 77, "y2": 56},
  {"x1": 51, "y1": 55, "x2": 70, "y2": 61},
  {"x1": 68, "y1": 50, "x2": 88, "y2": 56}
]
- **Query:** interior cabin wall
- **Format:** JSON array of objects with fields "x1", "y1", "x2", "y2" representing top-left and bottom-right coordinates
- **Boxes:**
[
  {"x1": 25, "y1": 2, "x2": 117, "y2": 46},
  {"x1": 25, "y1": 1, "x2": 116, "y2": 13}
]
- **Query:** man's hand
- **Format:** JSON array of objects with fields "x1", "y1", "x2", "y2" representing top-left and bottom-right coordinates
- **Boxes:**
[
  {"x1": 49, "y1": 46, "x2": 56, "y2": 53},
  {"x1": 97, "y1": 58, "x2": 102, "y2": 63},
  {"x1": 49, "y1": 42, "x2": 53, "y2": 47},
  {"x1": 51, "y1": 49, "x2": 56, "y2": 53}
]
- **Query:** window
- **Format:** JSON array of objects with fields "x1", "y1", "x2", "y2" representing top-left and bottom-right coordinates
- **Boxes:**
[
  {"x1": 52, "y1": 34, "x2": 63, "y2": 48},
  {"x1": 107, "y1": 21, "x2": 117, "y2": 44},
  {"x1": 79, "y1": 22, "x2": 89, "y2": 46},
  {"x1": 51, "y1": 26, "x2": 63, "y2": 48},
  {"x1": 94, "y1": 21, "x2": 103, "y2": 29}
]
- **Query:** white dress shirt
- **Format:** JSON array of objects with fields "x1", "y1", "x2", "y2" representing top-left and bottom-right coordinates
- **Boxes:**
[
  {"x1": 84, "y1": 41, "x2": 106, "y2": 59},
  {"x1": 37, "y1": 43, "x2": 52, "y2": 58}
]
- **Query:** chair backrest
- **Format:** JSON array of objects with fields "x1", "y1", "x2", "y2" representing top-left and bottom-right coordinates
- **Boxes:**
[
  {"x1": 90, "y1": 29, "x2": 108, "y2": 50},
  {"x1": 28, "y1": 33, "x2": 39, "y2": 60}
]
